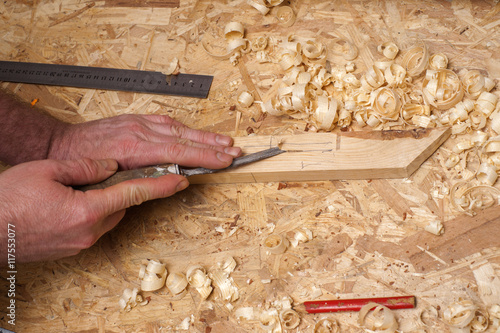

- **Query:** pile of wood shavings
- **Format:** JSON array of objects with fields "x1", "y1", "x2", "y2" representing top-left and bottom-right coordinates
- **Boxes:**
[{"x1": 205, "y1": 22, "x2": 500, "y2": 217}]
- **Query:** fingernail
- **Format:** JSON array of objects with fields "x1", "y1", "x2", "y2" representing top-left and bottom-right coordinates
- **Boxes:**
[
  {"x1": 224, "y1": 147, "x2": 241, "y2": 157},
  {"x1": 176, "y1": 179, "x2": 189, "y2": 192},
  {"x1": 216, "y1": 135, "x2": 232, "y2": 146},
  {"x1": 99, "y1": 159, "x2": 117, "y2": 172},
  {"x1": 217, "y1": 152, "x2": 232, "y2": 163}
]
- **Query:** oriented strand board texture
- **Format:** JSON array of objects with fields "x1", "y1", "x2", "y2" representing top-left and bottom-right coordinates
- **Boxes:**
[{"x1": 0, "y1": 0, "x2": 500, "y2": 332}]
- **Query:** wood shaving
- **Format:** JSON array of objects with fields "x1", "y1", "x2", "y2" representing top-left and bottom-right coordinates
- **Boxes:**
[
  {"x1": 276, "y1": 6, "x2": 295, "y2": 27},
  {"x1": 443, "y1": 299, "x2": 478, "y2": 333},
  {"x1": 118, "y1": 287, "x2": 148, "y2": 312},
  {"x1": 186, "y1": 265, "x2": 213, "y2": 299},
  {"x1": 314, "y1": 318, "x2": 341, "y2": 333},
  {"x1": 138, "y1": 259, "x2": 167, "y2": 292},
  {"x1": 166, "y1": 272, "x2": 188, "y2": 298},
  {"x1": 378, "y1": 42, "x2": 399, "y2": 60},
  {"x1": 358, "y1": 302, "x2": 398, "y2": 332},
  {"x1": 264, "y1": 234, "x2": 289, "y2": 254},
  {"x1": 238, "y1": 91, "x2": 254, "y2": 107},
  {"x1": 424, "y1": 220, "x2": 444, "y2": 235}
]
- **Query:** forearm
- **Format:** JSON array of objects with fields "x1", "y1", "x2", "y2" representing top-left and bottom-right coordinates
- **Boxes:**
[{"x1": 0, "y1": 90, "x2": 69, "y2": 165}]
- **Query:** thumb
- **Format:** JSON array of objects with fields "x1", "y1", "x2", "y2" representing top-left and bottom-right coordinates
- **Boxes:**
[
  {"x1": 52, "y1": 158, "x2": 119, "y2": 186},
  {"x1": 85, "y1": 174, "x2": 189, "y2": 217}
]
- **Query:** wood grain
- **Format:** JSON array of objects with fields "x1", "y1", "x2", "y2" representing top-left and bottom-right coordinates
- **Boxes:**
[{"x1": 189, "y1": 127, "x2": 451, "y2": 183}]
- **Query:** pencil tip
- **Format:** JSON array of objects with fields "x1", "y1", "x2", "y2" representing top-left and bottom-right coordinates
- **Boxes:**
[{"x1": 293, "y1": 304, "x2": 307, "y2": 313}]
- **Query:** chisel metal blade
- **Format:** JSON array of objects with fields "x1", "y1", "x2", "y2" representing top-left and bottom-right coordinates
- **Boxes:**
[{"x1": 181, "y1": 147, "x2": 285, "y2": 176}]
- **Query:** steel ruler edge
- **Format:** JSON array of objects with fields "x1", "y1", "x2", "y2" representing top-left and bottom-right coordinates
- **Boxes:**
[{"x1": 0, "y1": 61, "x2": 213, "y2": 98}]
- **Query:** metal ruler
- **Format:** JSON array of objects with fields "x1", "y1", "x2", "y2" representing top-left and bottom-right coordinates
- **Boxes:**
[{"x1": 0, "y1": 61, "x2": 213, "y2": 98}]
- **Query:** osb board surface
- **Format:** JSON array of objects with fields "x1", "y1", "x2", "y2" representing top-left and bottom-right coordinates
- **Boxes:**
[{"x1": 0, "y1": 0, "x2": 499, "y2": 332}]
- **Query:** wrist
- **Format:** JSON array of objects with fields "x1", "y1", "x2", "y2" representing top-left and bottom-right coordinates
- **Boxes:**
[{"x1": 47, "y1": 121, "x2": 73, "y2": 160}]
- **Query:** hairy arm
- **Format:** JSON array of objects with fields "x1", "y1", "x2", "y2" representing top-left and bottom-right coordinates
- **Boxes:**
[
  {"x1": 0, "y1": 89, "x2": 240, "y2": 169},
  {"x1": 0, "y1": 90, "x2": 69, "y2": 165}
]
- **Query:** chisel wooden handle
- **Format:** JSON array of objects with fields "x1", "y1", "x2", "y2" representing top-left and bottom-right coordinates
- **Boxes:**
[{"x1": 75, "y1": 164, "x2": 178, "y2": 192}]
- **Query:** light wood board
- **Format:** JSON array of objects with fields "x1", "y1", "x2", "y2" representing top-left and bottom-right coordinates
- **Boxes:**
[{"x1": 190, "y1": 127, "x2": 451, "y2": 183}]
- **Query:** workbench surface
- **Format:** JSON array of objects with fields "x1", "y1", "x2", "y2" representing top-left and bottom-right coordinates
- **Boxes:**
[{"x1": 1, "y1": 0, "x2": 500, "y2": 332}]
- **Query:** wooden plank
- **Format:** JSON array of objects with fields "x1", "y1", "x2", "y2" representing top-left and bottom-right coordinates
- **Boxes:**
[{"x1": 189, "y1": 127, "x2": 451, "y2": 184}]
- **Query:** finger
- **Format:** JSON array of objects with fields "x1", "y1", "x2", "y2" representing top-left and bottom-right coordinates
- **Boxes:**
[
  {"x1": 85, "y1": 174, "x2": 189, "y2": 217},
  {"x1": 135, "y1": 133, "x2": 242, "y2": 157},
  {"x1": 140, "y1": 116, "x2": 235, "y2": 147},
  {"x1": 49, "y1": 158, "x2": 119, "y2": 186},
  {"x1": 150, "y1": 141, "x2": 239, "y2": 168}
]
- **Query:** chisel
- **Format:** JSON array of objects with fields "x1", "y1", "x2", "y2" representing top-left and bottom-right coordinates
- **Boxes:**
[{"x1": 77, "y1": 147, "x2": 285, "y2": 191}]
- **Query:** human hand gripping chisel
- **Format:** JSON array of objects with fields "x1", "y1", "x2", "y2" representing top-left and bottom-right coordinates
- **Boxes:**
[{"x1": 77, "y1": 147, "x2": 285, "y2": 191}]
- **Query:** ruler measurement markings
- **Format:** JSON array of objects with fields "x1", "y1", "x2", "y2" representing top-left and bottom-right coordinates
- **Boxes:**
[{"x1": 0, "y1": 61, "x2": 212, "y2": 98}]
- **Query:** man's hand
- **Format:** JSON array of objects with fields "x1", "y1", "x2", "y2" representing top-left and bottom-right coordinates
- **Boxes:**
[
  {"x1": 49, "y1": 114, "x2": 242, "y2": 170},
  {"x1": 0, "y1": 158, "x2": 189, "y2": 264}
]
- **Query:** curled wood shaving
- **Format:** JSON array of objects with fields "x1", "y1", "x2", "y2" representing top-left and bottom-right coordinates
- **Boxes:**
[
  {"x1": 247, "y1": 0, "x2": 270, "y2": 15},
  {"x1": 463, "y1": 70, "x2": 495, "y2": 100},
  {"x1": 294, "y1": 228, "x2": 313, "y2": 243},
  {"x1": 385, "y1": 63, "x2": 407, "y2": 87},
  {"x1": 260, "y1": 309, "x2": 282, "y2": 332},
  {"x1": 209, "y1": 257, "x2": 239, "y2": 304},
  {"x1": 139, "y1": 259, "x2": 167, "y2": 292},
  {"x1": 402, "y1": 42, "x2": 429, "y2": 77},
  {"x1": 429, "y1": 53, "x2": 449, "y2": 70},
  {"x1": 276, "y1": 6, "x2": 295, "y2": 27},
  {"x1": 485, "y1": 135, "x2": 500, "y2": 153},
  {"x1": 186, "y1": 265, "x2": 213, "y2": 299},
  {"x1": 479, "y1": 91, "x2": 499, "y2": 120},
  {"x1": 361, "y1": 65, "x2": 386, "y2": 90},
  {"x1": 378, "y1": 42, "x2": 399, "y2": 60},
  {"x1": 203, "y1": 22, "x2": 250, "y2": 65},
  {"x1": 422, "y1": 69, "x2": 464, "y2": 110},
  {"x1": 450, "y1": 181, "x2": 500, "y2": 215},
  {"x1": 238, "y1": 91, "x2": 254, "y2": 107},
  {"x1": 314, "y1": 96, "x2": 339, "y2": 130},
  {"x1": 443, "y1": 299, "x2": 477, "y2": 332},
  {"x1": 264, "y1": 234, "x2": 289, "y2": 254},
  {"x1": 370, "y1": 87, "x2": 401, "y2": 120},
  {"x1": 279, "y1": 309, "x2": 300, "y2": 329},
  {"x1": 329, "y1": 38, "x2": 358, "y2": 61},
  {"x1": 166, "y1": 272, "x2": 188, "y2": 298},
  {"x1": 418, "y1": 305, "x2": 439, "y2": 327},
  {"x1": 162, "y1": 57, "x2": 180, "y2": 75},
  {"x1": 424, "y1": 220, "x2": 444, "y2": 235},
  {"x1": 489, "y1": 304, "x2": 500, "y2": 327},
  {"x1": 218, "y1": 256, "x2": 237, "y2": 273},
  {"x1": 358, "y1": 302, "x2": 398, "y2": 332},
  {"x1": 252, "y1": 36, "x2": 268, "y2": 51},
  {"x1": 314, "y1": 318, "x2": 341, "y2": 333},
  {"x1": 449, "y1": 100, "x2": 475, "y2": 123},
  {"x1": 471, "y1": 310, "x2": 489, "y2": 332},
  {"x1": 476, "y1": 162, "x2": 498, "y2": 185},
  {"x1": 118, "y1": 287, "x2": 148, "y2": 312}
]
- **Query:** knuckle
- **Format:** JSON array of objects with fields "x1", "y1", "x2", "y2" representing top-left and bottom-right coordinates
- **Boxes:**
[
  {"x1": 125, "y1": 186, "x2": 150, "y2": 206},
  {"x1": 166, "y1": 142, "x2": 188, "y2": 160},
  {"x1": 170, "y1": 125, "x2": 187, "y2": 138},
  {"x1": 76, "y1": 158, "x2": 100, "y2": 178}
]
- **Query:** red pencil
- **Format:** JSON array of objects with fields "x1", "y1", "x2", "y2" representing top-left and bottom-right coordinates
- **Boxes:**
[{"x1": 294, "y1": 295, "x2": 416, "y2": 313}]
